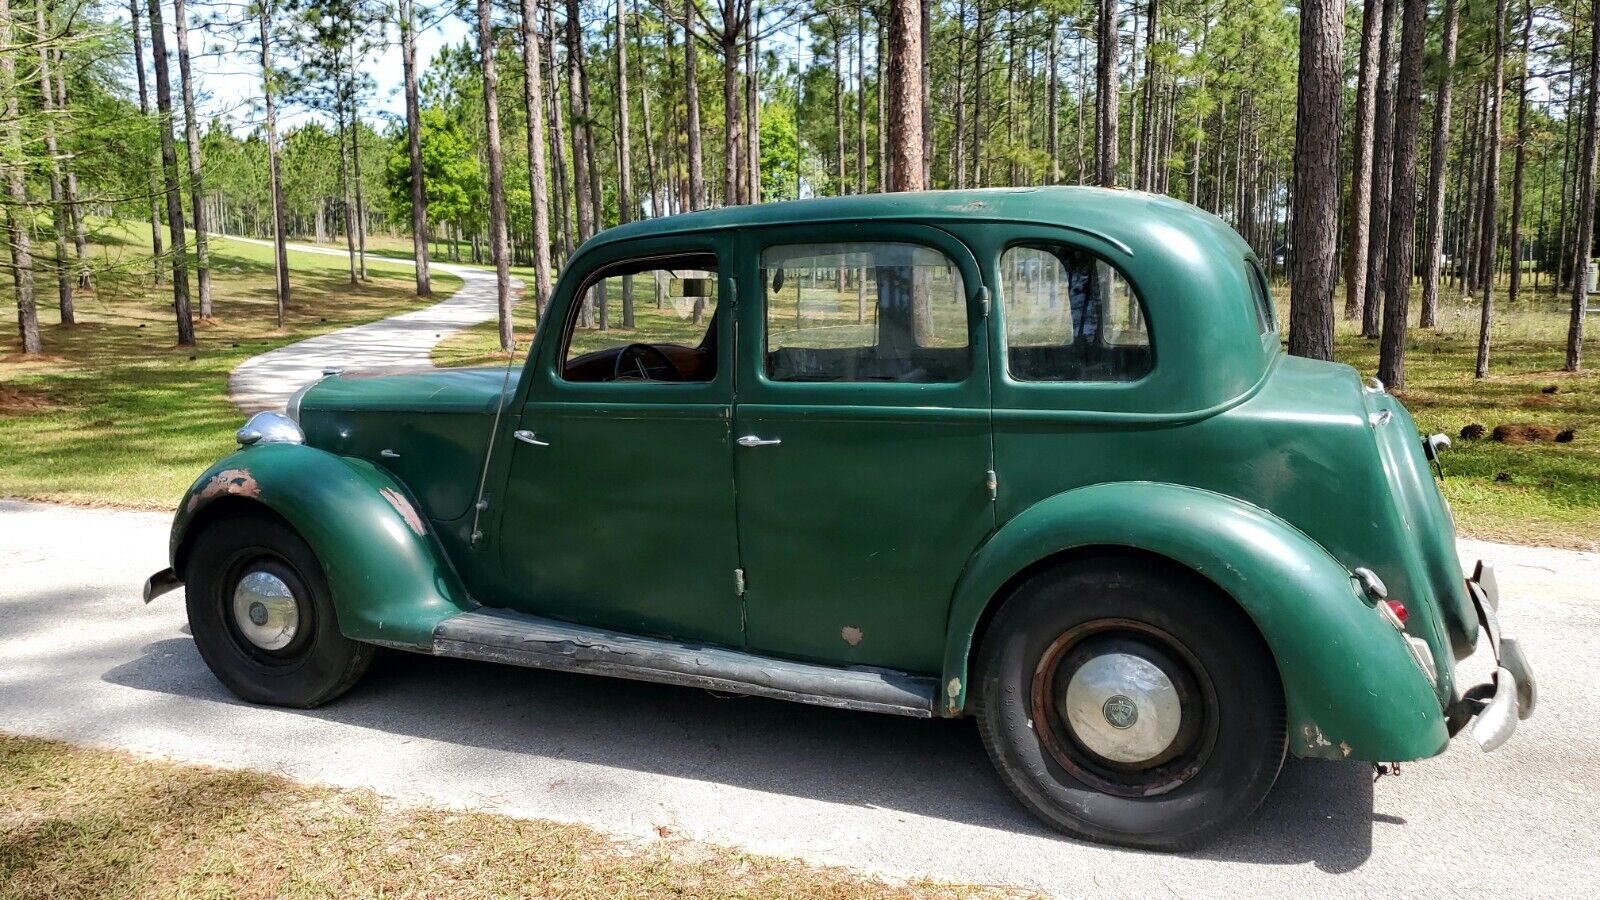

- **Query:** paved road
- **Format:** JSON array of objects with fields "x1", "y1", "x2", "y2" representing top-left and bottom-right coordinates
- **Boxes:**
[
  {"x1": 220, "y1": 236, "x2": 519, "y2": 413},
  {"x1": 2, "y1": 499, "x2": 1597, "y2": 897}
]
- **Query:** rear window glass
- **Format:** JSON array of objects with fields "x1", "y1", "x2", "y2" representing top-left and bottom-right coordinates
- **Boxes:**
[{"x1": 1000, "y1": 244, "x2": 1152, "y2": 382}]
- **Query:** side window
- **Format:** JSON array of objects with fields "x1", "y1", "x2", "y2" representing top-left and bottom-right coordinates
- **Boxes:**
[
  {"x1": 561, "y1": 254, "x2": 718, "y2": 383},
  {"x1": 1001, "y1": 244, "x2": 1152, "y2": 382},
  {"x1": 1246, "y1": 259, "x2": 1275, "y2": 334},
  {"x1": 761, "y1": 242, "x2": 969, "y2": 383}
]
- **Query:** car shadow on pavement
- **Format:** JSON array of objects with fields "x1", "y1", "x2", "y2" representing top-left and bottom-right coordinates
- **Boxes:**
[{"x1": 103, "y1": 636, "x2": 1377, "y2": 871}]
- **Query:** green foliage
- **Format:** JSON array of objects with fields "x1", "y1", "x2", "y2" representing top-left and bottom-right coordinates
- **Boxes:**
[{"x1": 387, "y1": 107, "x2": 486, "y2": 239}]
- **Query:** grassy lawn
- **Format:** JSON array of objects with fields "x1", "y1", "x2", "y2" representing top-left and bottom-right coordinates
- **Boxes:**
[
  {"x1": 0, "y1": 734, "x2": 1003, "y2": 900},
  {"x1": 439, "y1": 272, "x2": 1599, "y2": 550},
  {"x1": 0, "y1": 226, "x2": 460, "y2": 508}
]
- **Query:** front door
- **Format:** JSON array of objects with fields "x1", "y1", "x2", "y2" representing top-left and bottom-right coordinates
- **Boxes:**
[
  {"x1": 732, "y1": 224, "x2": 995, "y2": 674},
  {"x1": 495, "y1": 239, "x2": 744, "y2": 647}
]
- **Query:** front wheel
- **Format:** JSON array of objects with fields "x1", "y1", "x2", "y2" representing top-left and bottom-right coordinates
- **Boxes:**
[
  {"x1": 973, "y1": 558, "x2": 1286, "y2": 850},
  {"x1": 184, "y1": 512, "x2": 373, "y2": 708}
]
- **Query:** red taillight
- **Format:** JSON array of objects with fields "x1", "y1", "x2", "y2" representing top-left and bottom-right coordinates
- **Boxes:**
[{"x1": 1380, "y1": 599, "x2": 1409, "y2": 629}]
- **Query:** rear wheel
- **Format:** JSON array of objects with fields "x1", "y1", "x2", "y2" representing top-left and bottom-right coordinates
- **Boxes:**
[
  {"x1": 184, "y1": 512, "x2": 373, "y2": 708},
  {"x1": 973, "y1": 557, "x2": 1285, "y2": 850}
]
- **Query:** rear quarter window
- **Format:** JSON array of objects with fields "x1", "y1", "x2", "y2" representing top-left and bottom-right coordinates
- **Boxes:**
[{"x1": 1246, "y1": 259, "x2": 1275, "y2": 335}]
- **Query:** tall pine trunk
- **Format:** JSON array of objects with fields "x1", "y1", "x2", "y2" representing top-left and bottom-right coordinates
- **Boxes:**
[
  {"x1": 36, "y1": 0, "x2": 73, "y2": 325},
  {"x1": 567, "y1": 0, "x2": 595, "y2": 240},
  {"x1": 615, "y1": 0, "x2": 634, "y2": 326},
  {"x1": 1377, "y1": 0, "x2": 1427, "y2": 387},
  {"x1": 1288, "y1": 0, "x2": 1343, "y2": 361},
  {"x1": 401, "y1": 0, "x2": 432, "y2": 297},
  {"x1": 1361, "y1": 0, "x2": 1397, "y2": 340},
  {"x1": 172, "y1": 0, "x2": 211, "y2": 317},
  {"x1": 130, "y1": 0, "x2": 163, "y2": 283},
  {"x1": 520, "y1": 0, "x2": 552, "y2": 318},
  {"x1": 1, "y1": 0, "x2": 40, "y2": 353},
  {"x1": 683, "y1": 0, "x2": 705, "y2": 209},
  {"x1": 1475, "y1": 0, "x2": 1508, "y2": 378},
  {"x1": 886, "y1": 0, "x2": 924, "y2": 191},
  {"x1": 477, "y1": 0, "x2": 514, "y2": 351},
  {"x1": 1507, "y1": 0, "x2": 1533, "y2": 305},
  {"x1": 258, "y1": 0, "x2": 290, "y2": 323},
  {"x1": 1566, "y1": 0, "x2": 1600, "y2": 370},
  {"x1": 146, "y1": 0, "x2": 195, "y2": 345},
  {"x1": 1418, "y1": 0, "x2": 1459, "y2": 328},
  {"x1": 1094, "y1": 0, "x2": 1118, "y2": 187},
  {"x1": 1345, "y1": 0, "x2": 1381, "y2": 320}
]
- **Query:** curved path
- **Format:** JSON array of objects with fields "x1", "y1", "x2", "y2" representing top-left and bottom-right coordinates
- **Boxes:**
[{"x1": 223, "y1": 236, "x2": 520, "y2": 413}]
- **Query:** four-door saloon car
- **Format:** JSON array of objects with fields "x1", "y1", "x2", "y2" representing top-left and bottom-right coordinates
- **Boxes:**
[{"x1": 147, "y1": 187, "x2": 1535, "y2": 850}]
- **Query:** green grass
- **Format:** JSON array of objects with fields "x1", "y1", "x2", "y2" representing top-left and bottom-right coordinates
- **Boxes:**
[
  {"x1": 0, "y1": 733, "x2": 1007, "y2": 899},
  {"x1": 0, "y1": 225, "x2": 460, "y2": 508}
]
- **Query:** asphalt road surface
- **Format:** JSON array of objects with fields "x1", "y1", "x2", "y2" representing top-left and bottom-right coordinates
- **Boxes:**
[{"x1": 3, "y1": 499, "x2": 1597, "y2": 897}]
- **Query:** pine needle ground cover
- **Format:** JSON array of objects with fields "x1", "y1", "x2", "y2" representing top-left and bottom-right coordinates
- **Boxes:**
[{"x1": 0, "y1": 733, "x2": 1009, "y2": 900}]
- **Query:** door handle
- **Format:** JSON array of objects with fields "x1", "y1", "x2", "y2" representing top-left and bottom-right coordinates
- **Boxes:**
[
  {"x1": 513, "y1": 429, "x2": 550, "y2": 447},
  {"x1": 736, "y1": 435, "x2": 781, "y2": 447}
]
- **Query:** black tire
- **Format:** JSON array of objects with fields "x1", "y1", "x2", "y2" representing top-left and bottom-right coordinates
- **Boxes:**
[
  {"x1": 973, "y1": 557, "x2": 1286, "y2": 851},
  {"x1": 184, "y1": 512, "x2": 374, "y2": 708}
]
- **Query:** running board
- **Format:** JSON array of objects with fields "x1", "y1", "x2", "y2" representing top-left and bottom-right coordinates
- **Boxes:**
[{"x1": 432, "y1": 609, "x2": 937, "y2": 718}]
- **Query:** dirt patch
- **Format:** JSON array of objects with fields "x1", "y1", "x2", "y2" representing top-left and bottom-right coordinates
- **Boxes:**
[
  {"x1": 0, "y1": 385, "x2": 60, "y2": 413},
  {"x1": 1493, "y1": 423, "x2": 1562, "y2": 443}
]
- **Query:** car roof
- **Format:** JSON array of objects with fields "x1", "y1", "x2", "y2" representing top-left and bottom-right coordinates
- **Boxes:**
[{"x1": 583, "y1": 186, "x2": 1247, "y2": 260}]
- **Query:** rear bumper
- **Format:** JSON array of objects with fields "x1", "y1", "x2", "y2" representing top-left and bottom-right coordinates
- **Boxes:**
[{"x1": 1446, "y1": 562, "x2": 1537, "y2": 751}]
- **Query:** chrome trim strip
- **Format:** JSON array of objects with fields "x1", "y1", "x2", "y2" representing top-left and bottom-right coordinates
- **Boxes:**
[{"x1": 433, "y1": 608, "x2": 937, "y2": 717}]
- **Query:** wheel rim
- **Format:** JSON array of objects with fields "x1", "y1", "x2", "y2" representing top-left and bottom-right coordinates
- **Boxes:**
[
  {"x1": 1031, "y1": 619, "x2": 1218, "y2": 798},
  {"x1": 230, "y1": 569, "x2": 301, "y2": 652}
]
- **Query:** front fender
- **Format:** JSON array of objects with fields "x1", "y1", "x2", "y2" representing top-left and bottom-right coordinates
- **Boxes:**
[
  {"x1": 170, "y1": 442, "x2": 474, "y2": 648},
  {"x1": 941, "y1": 482, "x2": 1449, "y2": 761}
]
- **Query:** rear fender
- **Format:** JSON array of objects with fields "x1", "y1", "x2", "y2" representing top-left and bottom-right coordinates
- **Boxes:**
[
  {"x1": 941, "y1": 482, "x2": 1449, "y2": 761},
  {"x1": 169, "y1": 442, "x2": 474, "y2": 648}
]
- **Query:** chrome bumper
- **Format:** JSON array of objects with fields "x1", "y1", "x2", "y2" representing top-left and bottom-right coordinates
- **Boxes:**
[
  {"x1": 1447, "y1": 562, "x2": 1537, "y2": 751},
  {"x1": 143, "y1": 567, "x2": 182, "y2": 603}
]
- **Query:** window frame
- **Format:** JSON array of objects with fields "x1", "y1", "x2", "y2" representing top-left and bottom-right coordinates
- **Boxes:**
[
  {"x1": 553, "y1": 251, "x2": 723, "y2": 387},
  {"x1": 995, "y1": 239, "x2": 1156, "y2": 385},
  {"x1": 734, "y1": 222, "x2": 990, "y2": 411},
  {"x1": 758, "y1": 240, "x2": 975, "y2": 385}
]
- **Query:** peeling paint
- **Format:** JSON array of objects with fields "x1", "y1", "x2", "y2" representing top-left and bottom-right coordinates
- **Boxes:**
[
  {"x1": 945, "y1": 677, "x2": 963, "y2": 715},
  {"x1": 840, "y1": 626, "x2": 863, "y2": 646},
  {"x1": 1301, "y1": 722, "x2": 1334, "y2": 751},
  {"x1": 380, "y1": 487, "x2": 427, "y2": 536},
  {"x1": 1339, "y1": 741, "x2": 1352, "y2": 758},
  {"x1": 187, "y1": 468, "x2": 260, "y2": 513}
]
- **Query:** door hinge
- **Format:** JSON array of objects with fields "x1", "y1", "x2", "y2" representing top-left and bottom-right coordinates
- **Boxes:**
[
  {"x1": 978, "y1": 285, "x2": 991, "y2": 317},
  {"x1": 734, "y1": 568, "x2": 746, "y2": 596},
  {"x1": 985, "y1": 469, "x2": 998, "y2": 500}
]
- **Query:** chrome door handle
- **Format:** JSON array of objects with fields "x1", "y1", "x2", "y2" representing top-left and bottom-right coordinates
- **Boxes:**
[
  {"x1": 737, "y1": 435, "x2": 781, "y2": 447},
  {"x1": 379, "y1": 448, "x2": 400, "y2": 459},
  {"x1": 513, "y1": 429, "x2": 550, "y2": 447}
]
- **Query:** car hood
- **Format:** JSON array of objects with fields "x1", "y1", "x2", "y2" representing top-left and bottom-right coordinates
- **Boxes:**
[{"x1": 296, "y1": 366, "x2": 521, "y2": 416}]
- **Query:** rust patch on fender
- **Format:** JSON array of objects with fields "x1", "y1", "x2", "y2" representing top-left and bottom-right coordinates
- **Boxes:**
[
  {"x1": 946, "y1": 677, "x2": 963, "y2": 715},
  {"x1": 840, "y1": 626, "x2": 863, "y2": 646},
  {"x1": 187, "y1": 468, "x2": 260, "y2": 513},
  {"x1": 380, "y1": 487, "x2": 426, "y2": 536}
]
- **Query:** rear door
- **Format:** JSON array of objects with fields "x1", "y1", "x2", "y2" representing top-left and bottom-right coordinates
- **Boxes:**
[{"x1": 731, "y1": 223, "x2": 994, "y2": 673}]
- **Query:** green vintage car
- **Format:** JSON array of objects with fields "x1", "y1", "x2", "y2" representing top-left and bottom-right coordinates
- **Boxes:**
[{"x1": 147, "y1": 187, "x2": 1535, "y2": 850}]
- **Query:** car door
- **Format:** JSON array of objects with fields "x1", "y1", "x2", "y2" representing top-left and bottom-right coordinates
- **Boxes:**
[
  {"x1": 493, "y1": 235, "x2": 745, "y2": 647},
  {"x1": 731, "y1": 223, "x2": 995, "y2": 674}
]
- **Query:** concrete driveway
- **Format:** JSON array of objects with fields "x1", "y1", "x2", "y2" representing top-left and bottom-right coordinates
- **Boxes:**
[{"x1": 2, "y1": 499, "x2": 1597, "y2": 896}]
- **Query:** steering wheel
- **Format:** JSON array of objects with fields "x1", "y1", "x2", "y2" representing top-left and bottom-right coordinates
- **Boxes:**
[{"x1": 612, "y1": 343, "x2": 683, "y2": 382}]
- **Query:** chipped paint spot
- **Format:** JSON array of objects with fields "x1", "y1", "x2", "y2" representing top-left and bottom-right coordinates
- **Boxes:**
[
  {"x1": 840, "y1": 626, "x2": 863, "y2": 646},
  {"x1": 1301, "y1": 723, "x2": 1334, "y2": 750},
  {"x1": 187, "y1": 468, "x2": 260, "y2": 513},
  {"x1": 380, "y1": 487, "x2": 427, "y2": 536},
  {"x1": 1339, "y1": 741, "x2": 1352, "y2": 758},
  {"x1": 946, "y1": 678, "x2": 963, "y2": 716}
]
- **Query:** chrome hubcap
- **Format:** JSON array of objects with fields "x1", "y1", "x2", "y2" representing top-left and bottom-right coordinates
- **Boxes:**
[
  {"x1": 1061, "y1": 652, "x2": 1182, "y2": 764},
  {"x1": 231, "y1": 570, "x2": 299, "y2": 651}
]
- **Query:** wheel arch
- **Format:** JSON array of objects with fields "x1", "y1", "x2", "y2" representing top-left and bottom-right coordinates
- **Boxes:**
[
  {"x1": 941, "y1": 481, "x2": 1450, "y2": 761},
  {"x1": 170, "y1": 443, "x2": 475, "y2": 648}
]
